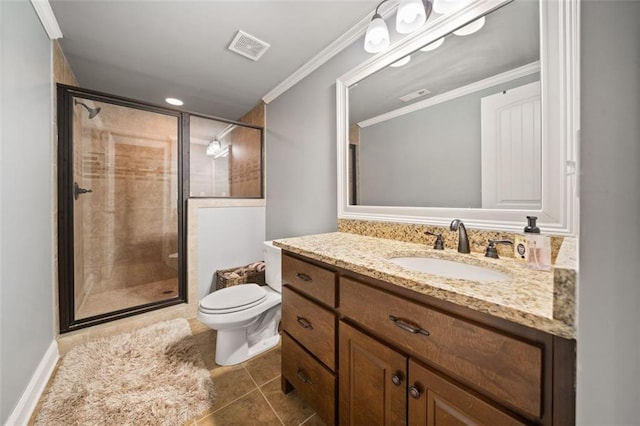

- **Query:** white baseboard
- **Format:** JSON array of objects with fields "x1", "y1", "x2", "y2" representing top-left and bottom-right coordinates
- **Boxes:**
[{"x1": 5, "y1": 340, "x2": 59, "y2": 426}]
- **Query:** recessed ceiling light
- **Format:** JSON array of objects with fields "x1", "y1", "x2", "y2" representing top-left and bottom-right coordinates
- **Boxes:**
[
  {"x1": 165, "y1": 97, "x2": 184, "y2": 106},
  {"x1": 390, "y1": 55, "x2": 411, "y2": 68}
]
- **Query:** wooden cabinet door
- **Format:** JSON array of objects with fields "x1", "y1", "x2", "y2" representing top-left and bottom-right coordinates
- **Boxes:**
[
  {"x1": 339, "y1": 321, "x2": 406, "y2": 426},
  {"x1": 408, "y1": 359, "x2": 526, "y2": 426}
]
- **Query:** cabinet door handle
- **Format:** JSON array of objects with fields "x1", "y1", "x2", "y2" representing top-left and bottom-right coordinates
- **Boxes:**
[
  {"x1": 296, "y1": 316, "x2": 313, "y2": 329},
  {"x1": 409, "y1": 385, "x2": 422, "y2": 400},
  {"x1": 388, "y1": 315, "x2": 430, "y2": 336},
  {"x1": 296, "y1": 368, "x2": 313, "y2": 385},
  {"x1": 296, "y1": 272, "x2": 312, "y2": 282},
  {"x1": 391, "y1": 372, "x2": 403, "y2": 386}
]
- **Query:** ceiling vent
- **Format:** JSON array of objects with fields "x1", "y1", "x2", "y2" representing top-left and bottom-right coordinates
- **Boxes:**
[
  {"x1": 399, "y1": 88, "x2": 431, "y2": 102},
  {"x1": 228, "y1": 30, "x2": 270, "y2": 61}
]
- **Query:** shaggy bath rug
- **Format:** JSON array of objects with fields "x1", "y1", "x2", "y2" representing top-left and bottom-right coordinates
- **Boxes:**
[{"x1": 35, "y1": 319, "x2": 214, "y2": 426}]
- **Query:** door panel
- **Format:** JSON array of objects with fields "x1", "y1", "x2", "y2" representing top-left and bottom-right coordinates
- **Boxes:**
[
  {"x1": 481, "y1": 81, "x2": 541, "y2": 209},
  {"x1": 409, "y1": 359, "x2": 525, "y2": 426},
  {"x1": 58, "y1": 85, "x2": 185, "y2": 332},
  {"x1": 72, "y1": 97, "x2": 180, "y2": 320},
  {"x1": 339, "y1": 321, "x2": 406, "y2": 425}
]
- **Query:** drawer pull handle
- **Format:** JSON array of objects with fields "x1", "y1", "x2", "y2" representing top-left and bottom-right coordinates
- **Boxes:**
[
  {"x1": 296, "y1": 272, "x2": 312, "y2": 282},
  {"x1": 391, "y1": 373, "x2": 403, "y2": 386},
  {"x1": 296, "y1": 368, "x2": 313, "y2": 385},
  {"x1": 409, "y1": 385, "x2": 422, "y2": 400},
  {"x1": 296, "y1": 316, "x2": 313, "y2": 329},
  {"x1": 389, "y1": 315, "x2": 430, "y2": 337}
]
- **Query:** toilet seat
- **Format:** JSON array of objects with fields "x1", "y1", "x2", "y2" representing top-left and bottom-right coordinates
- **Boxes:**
[{"x1": 199, "y1": 284, "x2": 267, "y2": 314}]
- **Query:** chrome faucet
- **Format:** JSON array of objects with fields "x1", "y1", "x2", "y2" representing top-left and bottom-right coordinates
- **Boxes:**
[{"x1": 449, "y1": 219, "x2": 470, "y2": 254}]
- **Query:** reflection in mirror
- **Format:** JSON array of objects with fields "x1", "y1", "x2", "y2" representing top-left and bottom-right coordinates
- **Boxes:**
[
  {"x1": 189, "y1": 116, "x2": 263, "y2": 198},
  {"x1": 349, "y1": 0, "x2": 540, "y2": 209}
]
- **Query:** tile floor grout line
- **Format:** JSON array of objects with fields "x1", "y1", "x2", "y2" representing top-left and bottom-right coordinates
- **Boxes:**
[
  {"x1": 203, "y1": 385, "x2": 260, "y2": 417},
  {"x1": 299, "y1": 413, "x2": 317, "y2": 425},
  {"x1": 243, "y1": 365, "x2": 285, "y2": 426},
  {"x1": 257, "y1": 381, "x2": 286, "y2": 426}
]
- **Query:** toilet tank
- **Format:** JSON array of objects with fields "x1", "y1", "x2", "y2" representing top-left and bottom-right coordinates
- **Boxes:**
[{"x1": 263, "y1": 241, "x2": 282, "y2": 292}]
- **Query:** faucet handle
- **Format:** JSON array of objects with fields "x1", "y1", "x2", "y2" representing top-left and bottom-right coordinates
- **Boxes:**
[
  {"x1": 424, "y1": 231, "x2": 444, "y2": 250},
  {"x1": 485, "y1": 239, "x2": 514, "y2": 259}
]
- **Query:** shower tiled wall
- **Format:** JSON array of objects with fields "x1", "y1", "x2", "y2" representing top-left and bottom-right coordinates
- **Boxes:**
[
  {"x1": 80, "y1": 113, "x2": 179, "y2": 295},
  {"x1": 229, "y1": 103, "x2": 264, "y2": 197}
]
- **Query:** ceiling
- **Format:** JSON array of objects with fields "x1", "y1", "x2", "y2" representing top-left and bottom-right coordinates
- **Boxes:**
[{"x1": 50, "y1": 0, "x2": 379, "y2": 121}]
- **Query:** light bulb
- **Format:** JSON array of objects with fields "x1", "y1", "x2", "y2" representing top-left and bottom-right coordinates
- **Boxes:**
[
  {"x1": 433, "y1": 0, "x2": 465, "y2": 15},
  {"x1": 364, "y1": 14, "x2": 390, "y2": 53},
  {"x1": 396, "y1": 0, "x2": 427, "y2": 34},
  {"x1": 206, "y1": 140, "x2": 221, "y2": 156}
]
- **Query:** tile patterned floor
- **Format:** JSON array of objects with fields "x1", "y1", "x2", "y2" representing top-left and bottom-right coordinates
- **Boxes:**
[
  {"x1": 187, "y1": 319, "x2": 325, "y2": 426},
  {"x1": 30, "y1": 318, "x2": 325, "y2": 426}
]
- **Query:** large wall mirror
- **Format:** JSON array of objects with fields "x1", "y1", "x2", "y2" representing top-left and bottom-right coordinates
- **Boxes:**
[{"x1": 337, "y1": 0, "x2": 579, "y2": 234}]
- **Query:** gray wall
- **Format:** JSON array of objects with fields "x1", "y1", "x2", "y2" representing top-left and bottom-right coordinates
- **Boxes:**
[
  {"x1": 0, "y1": 0, "x2": 55, "y2": 422},
  {"x1": 265, "y1": 41, "x2": 369, "y2": 240},
  {"x1": 359, "y1": 74, "x2": 538, "y2": 207},
  {"x1": 578, "y1": 1, "x2": 640, "y2": 423}
]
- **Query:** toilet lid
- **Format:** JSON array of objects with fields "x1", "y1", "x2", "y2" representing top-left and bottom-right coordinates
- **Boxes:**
[{"x1": 199, "y1": 284, "x2": 267, "y2": 314}]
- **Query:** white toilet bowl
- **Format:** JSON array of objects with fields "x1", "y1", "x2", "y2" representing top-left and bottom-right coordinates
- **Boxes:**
[{"x1": 197, "y1": 241, "x2": 282, "y2": 366}]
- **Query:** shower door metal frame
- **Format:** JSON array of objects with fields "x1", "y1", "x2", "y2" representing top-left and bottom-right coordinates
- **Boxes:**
[{"x1": 57, "y1": 84, "x2": 188, "y2": 333}]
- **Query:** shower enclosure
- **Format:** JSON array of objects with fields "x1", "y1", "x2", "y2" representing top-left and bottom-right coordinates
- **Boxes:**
[{"x1": 57, "y1": 86, "x2": 186, "y2": 332}]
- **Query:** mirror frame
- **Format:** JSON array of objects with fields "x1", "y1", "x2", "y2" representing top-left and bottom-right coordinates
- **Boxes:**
[{"x1": 336, "y1": 0, "x2": 579, "y2": 235}]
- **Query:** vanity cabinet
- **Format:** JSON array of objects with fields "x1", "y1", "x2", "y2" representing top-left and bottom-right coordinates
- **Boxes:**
[
  {"x1": 280, "y1": 251, "x2": 575, "y2": 425},
  {"x1": 340, "y1": 277, "x2": 542, "y2": 420},
  {"x1": 340, "y1": 321, "x2": 525, "y2": 425},
  {"x1": 281, "y1": 254, "x2": 338, "y2": 425}
]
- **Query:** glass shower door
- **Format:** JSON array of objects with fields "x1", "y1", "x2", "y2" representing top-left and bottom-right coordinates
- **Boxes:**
[{"x1": 66, "y1": 93, "x2": 182, "y2": 326}]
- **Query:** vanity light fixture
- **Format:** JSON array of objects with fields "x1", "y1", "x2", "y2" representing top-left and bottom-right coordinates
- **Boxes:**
[
  {"x1": 212, "y1": 145, "x2": 229, "y2": 159},
  {"x1": 390, "y1": 55, "x2": 411, "y2": 67},
  {"x1": 165, "y1": 97, "x2": 184, "y2": 106},
  {"x1": 419, "y1": 37, "x2": 444, "y2": 51},
  {"x1": 206, "y1": 140, "x2": 221, "y2": 156},
  {"x1": 432, "y1": 0, "x2": 465, "y2": 15},
  {"x1": 453, "y1": 16, "x2": 485, "y2": 36},
  {"x1": 364, "y1": 9, "x2": 390, "y2": 53},
  {"x1": 396, "y1": 0, "x2": 432, "y2": 34},
  {"x1": 365, "y1": 0, "x2": 434, "y2": 53}
]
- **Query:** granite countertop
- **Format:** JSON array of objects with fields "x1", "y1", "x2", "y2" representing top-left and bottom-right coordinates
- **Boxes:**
[{"x1": 274, "y1": 232, "x2": 577, "y2": 339}]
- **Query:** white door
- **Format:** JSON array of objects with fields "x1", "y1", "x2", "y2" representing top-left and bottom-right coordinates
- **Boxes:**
[{"x1": 481, "y1": 81, "x2": 541, "y2": 209}]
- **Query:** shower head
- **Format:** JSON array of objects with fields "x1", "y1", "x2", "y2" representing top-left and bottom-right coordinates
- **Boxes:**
[{"x1": 74, "y1": 100, "x2": 101, "y2": 119}]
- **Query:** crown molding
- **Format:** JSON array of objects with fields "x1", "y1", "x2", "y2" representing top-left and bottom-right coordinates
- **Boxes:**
[
  {"x1": 358, "y1": 61, "x2": 541, "y2": 128},
  {"x1": 261, "y1": 2, "x2": 397, "y2": 104},
  {"x1": 30, "y1": 0, "x2": 63, "y2": 40}
]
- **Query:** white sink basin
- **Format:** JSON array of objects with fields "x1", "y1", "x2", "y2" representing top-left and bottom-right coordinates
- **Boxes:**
[{"x1": 389, "y1": 257, "x2": 510, "y2": 282}]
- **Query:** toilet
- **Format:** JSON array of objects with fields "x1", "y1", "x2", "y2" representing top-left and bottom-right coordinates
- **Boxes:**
[{"x1": 197, "y1": 241, "x2": 282, "y2": 366}]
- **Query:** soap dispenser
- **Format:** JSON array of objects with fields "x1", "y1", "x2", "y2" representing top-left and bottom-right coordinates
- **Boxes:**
[
  {"x1": 514, "y1": 216, "x2": 537, "y2": 263},
  {"x1": 514, "y1": 216, "x2": 551, "y2": 270}
]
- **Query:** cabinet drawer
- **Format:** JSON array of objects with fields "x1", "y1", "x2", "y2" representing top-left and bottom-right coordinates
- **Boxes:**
[
  {"x1": 282, "y1": 287, "x2": 336, "y2": 370},
  {"x1": 282, "y1": 254, "x2": 336, "y2": 307},
  {"x1": 340, "y1": 277, "x2": 543, "y2": 419},
  {"x1": 282, "y1": 333, "x2": 336, "y2": 425}
]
